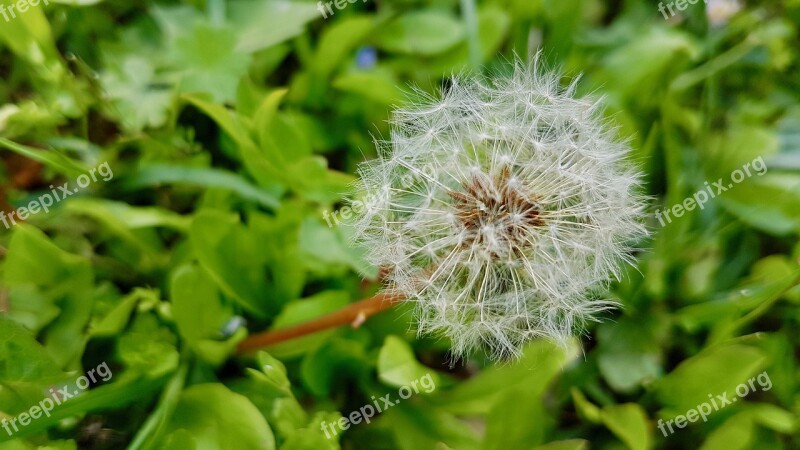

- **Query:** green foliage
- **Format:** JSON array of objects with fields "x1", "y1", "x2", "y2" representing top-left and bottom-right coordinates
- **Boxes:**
[{"x1": 0, "y1": 0, "x2": 799, "y2": 449}]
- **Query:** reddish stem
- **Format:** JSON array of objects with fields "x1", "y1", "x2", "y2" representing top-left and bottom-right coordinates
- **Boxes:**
[{"x1": 236, "y1": 291, "x2": 404, "y2": 354}]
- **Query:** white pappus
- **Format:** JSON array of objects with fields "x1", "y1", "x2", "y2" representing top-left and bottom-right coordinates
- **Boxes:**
[{"x1": 352, "y1": 58, "x2": 648, "y2": 360}]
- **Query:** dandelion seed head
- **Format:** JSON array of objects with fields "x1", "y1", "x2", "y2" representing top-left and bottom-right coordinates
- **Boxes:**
[{"x1": 353, "y1": 58, "x2": 648, "y2": 360}]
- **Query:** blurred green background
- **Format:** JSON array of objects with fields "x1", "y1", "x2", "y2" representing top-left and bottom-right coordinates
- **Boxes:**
[{"x1": 0, "y1": 0, "x2": 799, "y2": 449}]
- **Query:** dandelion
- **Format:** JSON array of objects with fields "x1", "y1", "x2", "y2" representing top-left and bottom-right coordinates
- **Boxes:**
[{"x1": 352, "y1": 58, "x2": 648, "y2": 359}]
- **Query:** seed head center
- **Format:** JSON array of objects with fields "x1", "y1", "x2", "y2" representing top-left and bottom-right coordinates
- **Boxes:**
[{"x1": 449, "y1": 167, "x2": 543, "y2": 253}]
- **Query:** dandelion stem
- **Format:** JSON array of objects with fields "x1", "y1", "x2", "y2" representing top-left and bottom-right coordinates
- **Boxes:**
[{"x1": 236, "y1": 291, "x2": 404, "y2": 354}]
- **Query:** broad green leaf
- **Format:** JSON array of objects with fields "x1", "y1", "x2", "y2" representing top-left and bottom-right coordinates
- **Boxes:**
[
  {"x1": 253, "y1": 89, "x2": 288, "y2": 156},
  {"x1": 436, "y1": 340, "x2": 576, "y2": 415},
  {"x1": 597, "y1": 315, "x2": 667, "y2": 393},
  {"x1": 300, "y1": 337, "x2": 370, "y2": 396},
  {"x1": 189, "y1": 210, "x2": 271, "y2": 318},
  {"x1": 654, "y1": 344, "x2": 767, "y2": 413},
  {"x1": 375, "y1": 10, "x2": 465, "y2": 56},
  {"x1": 383, "y1": 403, "x2": 481, "y2": 450},
  {"x1": 3, "y1": 225, "x2": 93, "y2": 368},
  {"x1": 313, "y1": 15, "x2": 375, "y2": 78},
  {"x1": 118, "y1": 314, "x2": 180, "y2": 379},
  {"x1": 247, "y1": 208, "x2": 307, "y2": 308},
  {"x1": 280, "y1": 411, "x2": 341, "y2": 450},
  {"x1": 100, "y1": 55, "x2": 174, "y2": 132},
  {"x1": 0, "y1": 0, "x2": 63, "y2": 79},
  {"x1": 171, "y1": 23, "x2": 251, "y2": 103},
  {"x1": 230, "y1": 0, "x2": 319, "y2": 53},
  {"x1": 698, "y1": 413, "x2": 754, "y2": 450},
  {"x1": 333, "y1": 71, "x2": 405, "y2": 105},
  {"x1": 0, "y1": 318, "x2": 66, "y2": 414},
  {"x1": 483, "y1": 382, "x2": 547, "y2": 449},
  {"x1": 5, "y1": 285, "x2": 59, "y2": 334},
  {"x1": 0, "y1": 375, "x2": 165, "y2": 442},
  {"x1": 170, "y1": 264, "x2": 238, "y2": 364},
  {"x1": 719, "y1": 174, "x2": 800, "y2": 236},
  {"x1": 299, "y1": 216, "x2": 374, "y2": 278},
  {"x1": 600, "y1": 404, "x2": 651, "y2": 450},
  {"x1": 427, "y1": 6, "x2": 511, "y2": 71},
  {"x1": 377, "y1": 336, "x2": 440, "y2": 389},
  {"x1": 158, "y1": 384, "x2": 276, "y2": 450}
]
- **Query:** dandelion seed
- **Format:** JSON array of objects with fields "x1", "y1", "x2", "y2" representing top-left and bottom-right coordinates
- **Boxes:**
[{"x1": 352, "y1": 57, "x2": 648, "y2": 360}]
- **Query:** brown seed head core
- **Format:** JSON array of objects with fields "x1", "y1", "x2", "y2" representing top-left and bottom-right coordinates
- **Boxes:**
[{"x1": 448, "y1": 166, "x2": 544, "y2": 255}]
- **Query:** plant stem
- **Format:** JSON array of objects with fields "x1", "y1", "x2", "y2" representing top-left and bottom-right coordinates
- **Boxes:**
[
  {"x1": 236, "y1": 291, "x2": 405, "y2": 354},
  {"x1": 207, "y1": 0, "x2": 225, "y2": 27},
  {"x1": 460, "y1": 0, "x2": 481, "y2": 70}
]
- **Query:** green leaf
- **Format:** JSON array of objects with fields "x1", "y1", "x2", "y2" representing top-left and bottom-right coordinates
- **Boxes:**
[
  {"x1": 0, "y1": 318, "x2": 66, "y2": 414},
  {"x1": 300, "y1": 337, "x2": 370, "y2": 396},
  {"x1": 5, "y1": 285, "x2": 60, "y2": 334},
  {"x1": 383, "y1": 403, "x2": 481, "y2": 450},
  {"x1": 744, "y1": 403, "x2": 797, "y2": 434},
  {"x1": 127, "y1": 364, "x2": 188, "y2": 450},
  {"x1": 170, "y1": 263, "x2": 228, "y2": 344},
  {"x1": 436, "y1": 341, "x2": 575, "y2": 415},
  {"x1": 118, "y1": 314, "x2": 180, "y2": 379},
  {"x1": 189, "y1": 210, "x2": 271, "y2": 318},
  {"x1": 0, "y1": 0, "x2": 62, "y2": 75},
  {"x1": 100, "y1": 55, "x2": 174, "y2": 132},
  {"x1": 570, "y1": 388, "x2": 601, "y2": 424},
  {"x1": 375, "y1": 10, "x2": 465, "y2": 56},
  {"x1": 182, "y1": 93, "x2": 287, "y2": 194},
  {"x1": 91, "y1": 289, "x2": 157, "y2": 338},
  {"x1": 64, "y1": 198, "x2": 191, "y2": 233},
  {"x1": 698, "y1": 413, "x2": 754, "y2": 450},
  {"x1": 122, "y1": 164, "x2": 280, "y2": 209},
  {"x1": 719, "y1": 174, "x2": 800, "y2": 236},
  {"x1": 299, "y1": 216, "x2": 374, "y2": 278},
  {"x1": 377, "y1": 336, "x2": 440, "y2": 389},
  {"x1": 483, "y1": 382, "x2": 547, "y2": 449},
  {"x1": 313, "y1": 15, "x2": 375, "y2": 79},
  {"x1": 333, "y1": 71, "x2": 405, "y2": 105},
  {"x1": 597, "y1": 315, "x2": 667, "y2": 393},
  {"x1": 531, "y1": 440, "x2": 589, "y2": 450},
  {"x1": 600, "y1": 404, "x2": 652, "y2": 450},
  {"x1": 159, "y1": 384, "x2": 275, "y2": 450},
  {"x1": 0, "y1": 138, "x2": 86, "y2": 177},
  {"x1": 171, "y1": 22, "x2": 252, "y2": 103},
  {"x1": 230, "y1": 0, "x2": 319, "y2": 53},
  {"x1": 170, "y1": 264, "x2": 239, "y2": 364},
  {"x1": 3, "y1": 225, "x2": 94, "y2": 368},
  {"x1": 182, "y1": 94, "x2": 254, "y2": 150},
  {"x1": 266, "y1": 291, "x2": 351, "y2": 359},
  {"x1": 654, "y1": 344, "x2": 768, "y2": 413}
]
